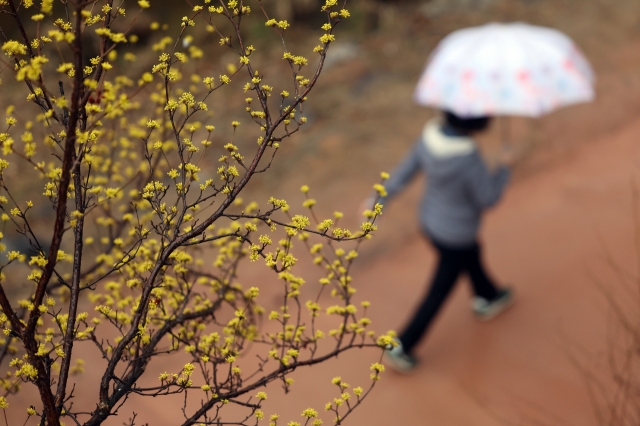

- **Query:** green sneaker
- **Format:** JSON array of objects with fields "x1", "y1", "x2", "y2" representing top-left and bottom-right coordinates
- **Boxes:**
[
  {"x1": 384, "y1": 338, "x2": 417, "y2": 372},
  {"x1": 473, "y1": 288, "x2": 514, "y2": 321}
]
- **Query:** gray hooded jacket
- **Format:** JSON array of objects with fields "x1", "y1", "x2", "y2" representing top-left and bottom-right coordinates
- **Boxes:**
[{"x1": 381, "y1": 120, "x2": 510, "y2": 247}]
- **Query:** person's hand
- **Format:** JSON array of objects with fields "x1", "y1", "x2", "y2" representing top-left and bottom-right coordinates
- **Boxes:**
[{"x1": 499, "y1": 144, "x2": 517, "y2": 167}]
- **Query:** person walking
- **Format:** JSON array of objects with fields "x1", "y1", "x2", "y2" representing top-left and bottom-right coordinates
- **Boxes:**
[{"x1": 379, "y1": 111, "x2": 515, "y2": 372}]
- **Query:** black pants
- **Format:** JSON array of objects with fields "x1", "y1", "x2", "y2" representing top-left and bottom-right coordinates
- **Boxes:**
[{"x1": 399, "y1": 236, "x2": 499, "y2": 354}]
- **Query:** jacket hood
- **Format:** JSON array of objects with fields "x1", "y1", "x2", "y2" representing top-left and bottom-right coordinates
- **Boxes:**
[{"x1": 422, "y1": 119, "x2": 476, "y2": 158}]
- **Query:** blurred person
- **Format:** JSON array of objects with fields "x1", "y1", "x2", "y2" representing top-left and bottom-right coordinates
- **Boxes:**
[{"x1": 377, "y1": 111, "x2": 515, "y2": 372}]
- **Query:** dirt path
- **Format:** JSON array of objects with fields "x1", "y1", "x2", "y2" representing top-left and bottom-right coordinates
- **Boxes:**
[{"x1": 237, "y1": 108, "x2": 640, "y2": 426}]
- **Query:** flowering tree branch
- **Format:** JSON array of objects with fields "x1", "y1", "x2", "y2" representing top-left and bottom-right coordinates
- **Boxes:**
[{"x1": 0, "y1": 1, "x2": 393, "y2": 425}]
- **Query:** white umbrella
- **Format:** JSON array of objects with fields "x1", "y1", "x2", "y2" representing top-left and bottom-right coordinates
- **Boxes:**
[{"x1": 414, "y1": 22, "x2": 595, "y2": 118}]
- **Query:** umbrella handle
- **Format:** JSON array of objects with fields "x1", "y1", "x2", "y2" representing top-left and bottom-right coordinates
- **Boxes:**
[
  {"x1": 499, "y1": 116, "x2": 517, "y2": 167},
  {"x1": 499, "y1": 116, "x2": 519, "y2": 167},
  {"x1": 500, "y1": 115, "x2": 511, "y2": 149}
]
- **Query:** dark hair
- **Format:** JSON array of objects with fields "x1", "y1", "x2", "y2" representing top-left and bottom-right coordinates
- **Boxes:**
[{"x1": 444, "y1": 111, "x2": 491, "y2": 133}]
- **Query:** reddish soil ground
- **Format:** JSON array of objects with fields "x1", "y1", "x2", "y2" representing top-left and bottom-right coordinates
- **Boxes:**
[
  {"x1": 200, "y1": 2, "x2": 640, "y2": 422},
  {"x1": 215, "y1": 104, "x2": 639, "y2": 426}
]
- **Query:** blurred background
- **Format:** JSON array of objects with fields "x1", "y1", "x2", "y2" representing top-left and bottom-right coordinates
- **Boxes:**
[
  {"x1": 228, "y1": 1, "x2": 640, "y2": 422},
  {"x1": 3, "y1": 0, "x2": 640, "y2": 424}
]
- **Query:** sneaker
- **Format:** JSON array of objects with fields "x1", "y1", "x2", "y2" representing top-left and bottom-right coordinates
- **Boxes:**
[
  {"x1": 473, "y1": 287, "x2": 514, "y2": 321},
  {"x1": 383, "y1": 338, "x2": 417, "y2": 372}
]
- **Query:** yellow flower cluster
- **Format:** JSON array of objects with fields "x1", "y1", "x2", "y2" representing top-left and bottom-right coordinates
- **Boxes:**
[{"x1": 0, "y1": 0, "x2": 395, "y2": 423}]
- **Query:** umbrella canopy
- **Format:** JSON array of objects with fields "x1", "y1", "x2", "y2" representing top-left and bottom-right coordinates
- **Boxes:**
[{"x1": 414, "y1": 22, "x2": 595, "y2": 117}]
